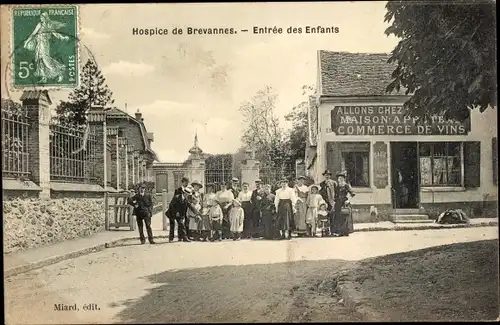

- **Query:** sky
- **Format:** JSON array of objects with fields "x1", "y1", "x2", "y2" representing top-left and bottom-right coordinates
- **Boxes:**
[{"x1": 1, "y1": 2, "x2": 399, "y2": 162}]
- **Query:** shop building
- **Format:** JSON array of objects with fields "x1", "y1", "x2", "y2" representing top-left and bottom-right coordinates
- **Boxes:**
[{"x1": 306, "y1": 51, "x2": 498, "y2": 222}]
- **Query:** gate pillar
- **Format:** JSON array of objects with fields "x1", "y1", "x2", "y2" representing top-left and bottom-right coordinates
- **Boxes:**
[
  {"x1": 187, "y1": 158, "x2": 206, "y2": 188},
  {"x1": 241, "y1": 149, "x2": 260, "y2": 190}
]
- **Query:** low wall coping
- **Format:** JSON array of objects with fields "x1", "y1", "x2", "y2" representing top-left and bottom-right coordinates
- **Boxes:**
[
  {"x1": 2, "y1": 179, "x2": 42, "y2": 192},
  {"x1": 50, "y1": 182, "x2": 105, "y2": 193}
]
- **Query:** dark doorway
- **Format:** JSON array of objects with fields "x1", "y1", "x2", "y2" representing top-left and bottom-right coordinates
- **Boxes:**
[{"x1": 390, "y1": 142, "x2": 420, "y2": 209}]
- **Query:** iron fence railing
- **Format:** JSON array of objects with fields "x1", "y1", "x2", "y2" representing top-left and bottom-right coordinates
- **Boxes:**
[
  {"x1": 259, "y1": 163, "x2": 296, "y2": 188},
  {"x1": 1, "y1": 105, "x2": 30, "y2": 179},
  {"x1": 49, "y1": 123, "x2": 98, "y2": 183}
]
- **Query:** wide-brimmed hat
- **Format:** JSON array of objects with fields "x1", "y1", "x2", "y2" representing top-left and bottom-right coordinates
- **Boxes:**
[
  {"x1": 336, "y1": 171, "x2": 347, "y2": 178},
  {"x1": 232, "y1": 177, "x2": 239, "y2": 182},
  {"x1": 297, "y1": 175, "x2": 306, "y2": 180},
  {"x1": 183, "y1": 186, "x2": 193, "y2": 195},
  {"x1": 191, "y1": 180, "x2": 203, "y2": 188},
  {"x1": 279, "y1": 178, "x2": 289, "y2": 184},
  {"x1": 232, "y1": 198, "x2": 241, "y2": 206},
  {"x1": 309, "y1": 184, "x2": 320, "y2": 191},
  {"x1": 319, "y1": 199, "x2": 327, "y2": 207},
  {"x1": 255, "y1": 179, "x2": 262, "y2": 183},
  {"x1": 322, "y1": 170, "x2": 332, "y2": 176}
]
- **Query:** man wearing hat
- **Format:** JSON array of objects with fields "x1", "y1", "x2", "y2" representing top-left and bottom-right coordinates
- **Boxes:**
[
  {"x1": 229, "y1": 177, "x2": 240, "y2": 198},
  {"x1": 319, "y1": 170, "x2": 336, "y2": 211},
  {"x1": 128, "y1": 184, "x2": 155, "y2": 244},
  {"x1": 174, "y1": 177, "x2": 190, "y2": 196},
  {"x1": 250, "y1": 179, "x2": 264, "y2": 237},
  {"x1": 167, "y1": 185, "x2": 192, "y2": 242}
]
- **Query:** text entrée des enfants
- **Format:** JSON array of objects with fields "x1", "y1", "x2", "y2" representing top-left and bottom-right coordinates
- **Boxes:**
[{"x1": 131, "y1": 25, "x2": 339, "y2": 36}]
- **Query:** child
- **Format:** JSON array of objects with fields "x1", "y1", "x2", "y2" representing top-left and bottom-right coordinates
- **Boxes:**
[
  {"x1": 209, "y1": 197, "x2": 223, "y2": 241},
  {"x1": 229, "y1": 199, "x2": 245, "y2": 240},
  {"x1": 305, "y1": 184, "x2": 323, "y2": 237},
  {"x1": 317, "y1": 201, "x2": 330, "y2": 237},
  {"x1": 187, "y1": 186, "x2": 202, "y2": 240}
]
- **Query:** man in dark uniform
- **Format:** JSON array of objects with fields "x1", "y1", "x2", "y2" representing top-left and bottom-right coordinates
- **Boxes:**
[
  {"x1": 175, "y1": 177, "x2": 190, "y2": 195},
  {"x1": 319, "y1": 170, "x2": 336, "y2": 211},
  {"x1": 128, "y1": 184, "x2": 155, "y2": 244},
  {"x1": 230, "y1": 177, "x2": 240, "y2": 198},
  {"x1": 251, "y1": 179, "x2": 264, "y2": 237},
  {"x1": 166, "y1": 186, "x2": 192, "y2": 242},
  {"x1": 174, "y1": 177, "x2": 191, "y2": 237}
]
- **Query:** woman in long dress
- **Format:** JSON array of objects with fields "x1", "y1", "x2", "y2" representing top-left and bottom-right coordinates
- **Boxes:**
[
  {"x1": 237, "y1": 182, "x2": 253, "y2": 239},
  {"x1": 260, "y1": 184, "x2": 276, "y2": 240},
  {"x1": 294, "y1": 176, "x2": 309, "y2": 237},
  {"x1": 274, "y1": 179, "x2": 297, "y2": 240},
  {"x1": 216, "y1": 181, "x2": 235, "y2": 240},
  {"x1": 23, "y1": 12, "x2": 69, "y2": 83},
  {"x1": 331, "y1": 171, "x2": 356, "y2": 237},
  {"x1": 200, "y1": 183, "x2": 216, "y2": 241}
]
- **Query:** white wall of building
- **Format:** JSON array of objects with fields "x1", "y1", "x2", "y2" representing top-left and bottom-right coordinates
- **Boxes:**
[{"x1": 316, "y1": 99, "x2": 497, "y2": 206}]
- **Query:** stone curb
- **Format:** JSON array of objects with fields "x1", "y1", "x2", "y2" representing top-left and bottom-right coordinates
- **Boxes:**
[
  {"x1": 5, "y1": 223, "x2": 497, "y2": 278},
  {"x1": 353, "y1": 221, "x2": 498, "y2": 233}
]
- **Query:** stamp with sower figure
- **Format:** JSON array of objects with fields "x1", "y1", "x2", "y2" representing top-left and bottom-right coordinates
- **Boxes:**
[{"x1": 11, "y1": 6, "x2": 79, "y2": 89}]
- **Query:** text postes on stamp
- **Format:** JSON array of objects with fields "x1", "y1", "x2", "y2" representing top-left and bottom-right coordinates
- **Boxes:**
[{"x1": 11, "y1": 6, "x2": 79, "y2": 89}]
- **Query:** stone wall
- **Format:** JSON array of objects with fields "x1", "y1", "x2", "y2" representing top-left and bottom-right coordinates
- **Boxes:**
[{"x1": 3, "y1": 198, "x2": 105, "y2": 254}]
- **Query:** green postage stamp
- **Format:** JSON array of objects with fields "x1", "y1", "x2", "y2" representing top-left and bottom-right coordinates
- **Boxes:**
[{"x1": 11, "y1": 6, "x2": 79, "y2": 89}]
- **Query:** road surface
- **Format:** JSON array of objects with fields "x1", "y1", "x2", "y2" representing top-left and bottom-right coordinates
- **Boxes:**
[{"x1": 5, "y1": 227, "x2": 498, "y2": 324}]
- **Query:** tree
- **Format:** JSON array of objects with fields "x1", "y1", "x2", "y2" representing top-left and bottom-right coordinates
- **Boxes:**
[
  {"x1": 55, "y1": 59, "x2": 115, "y2": 125},
  {"x1": 284, "y1": 85, "x2": 315, "y2": 162},
  {"x1": 239, "y1": 86, "x2": 289, "y2": 167},
  {"x1": 384, "y1": 1, "x2": 496, "y2": 122}
]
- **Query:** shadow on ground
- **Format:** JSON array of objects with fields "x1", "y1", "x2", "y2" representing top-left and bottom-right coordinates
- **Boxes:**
[{"x1": 111, "y1": 239, "x2": 499, "y2": 323}]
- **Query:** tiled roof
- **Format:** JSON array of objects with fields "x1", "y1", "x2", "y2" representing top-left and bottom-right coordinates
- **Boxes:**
[
  {"x1": 106, "y1": 107, "x2": 159, "y2": 161},
  {"x1": 19, "y1": 90, "x2": 52, "y2": 104},
  {"x1": 318, "y1": 51, "x2": 407, "y2": 96}
]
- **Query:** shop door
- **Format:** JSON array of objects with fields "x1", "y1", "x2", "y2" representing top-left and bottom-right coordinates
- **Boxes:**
[{"x1": 390, "y1": 142, "x2": 420, "y2": 209}]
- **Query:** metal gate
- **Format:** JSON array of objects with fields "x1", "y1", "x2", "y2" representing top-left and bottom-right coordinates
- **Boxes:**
[
  {"x1": 259, "y1": 161, "x2": 296, "y2": 189},
  {"x1": 205, "y1": 154, "x2": 233, "y2": 191},
  {"x1": 104, "y1": 191, "x2": 135, "y2": 231}
]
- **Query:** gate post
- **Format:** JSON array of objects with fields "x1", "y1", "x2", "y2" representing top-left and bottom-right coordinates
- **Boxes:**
[
  {"x1": 104, "y1": 191, "x2": 110, "y2": 230},
  {"x1": 162, "y1": 189, "x2": 169, "y2": 231},
  {"x1": 241, "y1": 149, "x2": 260, "y2": 190},
  {"x1": 128, "y1": 190, "x2": 136, "y2": 231},
  {"x1": 187, "y1": 158, "x2": 206, "y2": 187}
]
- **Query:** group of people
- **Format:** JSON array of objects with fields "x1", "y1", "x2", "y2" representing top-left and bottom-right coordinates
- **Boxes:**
[{"x1": 165, "y1": 169, "x2": 355, "y2": 243}]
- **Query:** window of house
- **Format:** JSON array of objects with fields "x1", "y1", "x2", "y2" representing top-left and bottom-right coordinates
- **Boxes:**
[
  {"x1": 419, "y1": 142, "x2": 462, "y2": 186},
  {"x1": 156, "y1": 173, "x2": 168, "y2": 193},
  {"x1": 340, "y1": 142, "x2": 370, "y2": 187}
]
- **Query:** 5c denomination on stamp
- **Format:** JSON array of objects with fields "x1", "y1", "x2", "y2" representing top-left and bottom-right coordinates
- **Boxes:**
[{"x1": 11, "y1": 6, "x2": 79, "y2": 89}]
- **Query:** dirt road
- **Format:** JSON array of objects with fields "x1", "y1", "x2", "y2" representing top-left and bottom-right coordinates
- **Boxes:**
[{"x1": 4, "y1": 227, "x2": 498, "y2": 324}]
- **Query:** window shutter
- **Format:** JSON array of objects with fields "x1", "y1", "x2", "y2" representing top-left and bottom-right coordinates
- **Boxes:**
[
  {"x1": 326, "y1": 142, "x2": 342, "y2": 174},
  {"x1": 493, "y1": 138, "x2": 498, "y2": 185},
  {"x1": 464, "y1": 141, "x2": 481, "y2": 187}
]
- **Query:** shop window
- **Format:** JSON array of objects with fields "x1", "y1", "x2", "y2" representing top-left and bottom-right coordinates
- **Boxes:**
[
  {"x1": 419, "y1": 142, "x2": 462, "y2": 186},
  {"x1": 340, "y1": 142, "x2": 370, "y2": 187}
]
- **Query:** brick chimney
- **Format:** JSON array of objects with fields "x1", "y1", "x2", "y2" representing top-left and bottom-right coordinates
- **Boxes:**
[{"x1": 135, "y1": 109, "x2": 143, "y2": 121}]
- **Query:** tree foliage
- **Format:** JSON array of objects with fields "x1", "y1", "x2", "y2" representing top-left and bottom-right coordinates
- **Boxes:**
[
  {"x1": 54, "y1": 59, "x2": 115, "y2": 125},
  {"x1": 239, "y1": 86, "x2": 289, "y2": 167},
  {"x1": 285, "y1": 85, "x2": 315, "y2": 162},
  {"x1": 384, "y1": 1, "x2": 496, "y2": 122}
]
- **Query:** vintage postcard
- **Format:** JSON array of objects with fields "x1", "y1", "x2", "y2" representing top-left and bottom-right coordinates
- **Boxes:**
[{"x1": 2, "y1": 2, "x2": 498, "y2": 324}]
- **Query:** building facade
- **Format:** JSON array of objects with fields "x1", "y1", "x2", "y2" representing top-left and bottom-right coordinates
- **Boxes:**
[{"x1": 307, "y1": 51, "x2": 498, "y2": 221}]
